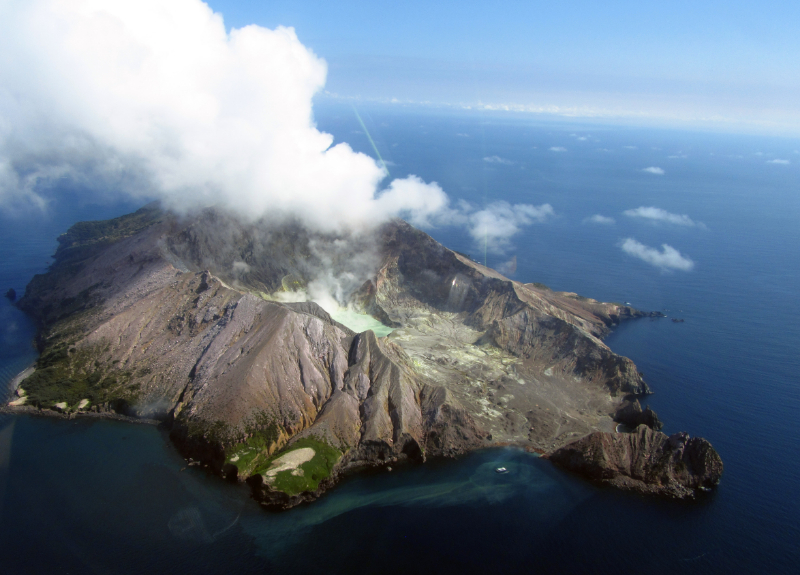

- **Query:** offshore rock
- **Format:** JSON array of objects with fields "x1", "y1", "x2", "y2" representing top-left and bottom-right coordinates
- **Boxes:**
[{"x1": 547, "y1": 425, "x2": 723, "y2": 498}]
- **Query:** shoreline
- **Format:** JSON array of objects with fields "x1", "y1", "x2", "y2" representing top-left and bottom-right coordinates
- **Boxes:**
[
  {"x1": 0, "y1": 404, "x2": 161, "y2": 426},
  {"x1": 7, "y1": 365, "x2": 35, "y2": 392}
]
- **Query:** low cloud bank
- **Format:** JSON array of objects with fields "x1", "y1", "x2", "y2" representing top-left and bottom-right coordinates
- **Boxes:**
[
  {"x1": 455, "y1": 201, "x2": 554, "y2": 254},
  {"x1": 0, "y1": 0, "x2": 449, "y2": 231},
  {"x1": 642, "y1": 167, "x2": 665, "y2": 175},
  {"x1": 620, "y1": 238, "x2": 694, "y2": 271},
  {"x1": 584, "y1": 214, "x2": 615, "y2": 225},
  {"x1": 623, "y1": 206, "x2": 702, "y2": 227}
]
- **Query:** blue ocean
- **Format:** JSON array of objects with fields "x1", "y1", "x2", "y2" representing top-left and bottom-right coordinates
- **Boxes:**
[{"x1": 1, "y1": 103, "x2": 798, "y2": 574}]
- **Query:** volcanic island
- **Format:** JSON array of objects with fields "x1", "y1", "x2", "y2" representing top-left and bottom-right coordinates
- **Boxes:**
[{"x1": 5, "y1": 204, "x2": 722, "y2": 508}]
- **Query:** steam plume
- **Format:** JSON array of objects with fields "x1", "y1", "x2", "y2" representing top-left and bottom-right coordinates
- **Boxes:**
[{"x1": 0, "y1": 0, "x2": 447, "y2": 230}]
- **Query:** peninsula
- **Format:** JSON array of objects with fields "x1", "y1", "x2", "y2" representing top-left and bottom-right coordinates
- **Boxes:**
[{"x1": 8, "y1": 204, "x2": 722, "y2": 507}]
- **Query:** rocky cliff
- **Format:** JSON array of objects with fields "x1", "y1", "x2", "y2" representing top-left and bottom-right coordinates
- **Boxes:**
[
  {"x1": 10, "y1": 204, "x2": 720, "y2": 505},
  {"x1": 547, "y1": 425, "x2": 723, "y2": 497}
]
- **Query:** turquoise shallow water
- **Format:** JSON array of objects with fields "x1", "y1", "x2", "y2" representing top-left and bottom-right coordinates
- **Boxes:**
[
  {"x1": 1, "y1": 105, "x2": 799, "y2": 573},
  {"x1": 327, "y1": 307, "x2": 395, "y2": 337}
]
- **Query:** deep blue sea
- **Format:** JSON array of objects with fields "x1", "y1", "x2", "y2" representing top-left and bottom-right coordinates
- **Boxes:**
[{"x1": 1, "y1": 103, "x2": 798, "y2": 574}]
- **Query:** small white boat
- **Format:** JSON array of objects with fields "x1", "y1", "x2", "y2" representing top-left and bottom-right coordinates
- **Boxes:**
[{"x1": 495, "y1": 466, "x2": 508, "y2": 474}]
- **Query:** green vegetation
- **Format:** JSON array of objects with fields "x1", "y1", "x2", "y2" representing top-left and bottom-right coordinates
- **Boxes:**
[
  {"x1": 530, "y1": 282, "x2": 552, "y2": 291},
  {"x1": 21, "y1": 334, "x2": 138, "y2": 409},
  {"x1": 224, "y1": 415, "x2": 283, "y2": 476},
  {"x1": 256, "y1": 436, "x2": 342, "y2": 496}
]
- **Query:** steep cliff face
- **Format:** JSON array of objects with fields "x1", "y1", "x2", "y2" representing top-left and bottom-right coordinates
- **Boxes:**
[
  {"x1": 547, "y1": 425, "x2": 723, "y2": 497},
  {"x1": 12, "y1": 205, "x2": 719, "y2": 506}
]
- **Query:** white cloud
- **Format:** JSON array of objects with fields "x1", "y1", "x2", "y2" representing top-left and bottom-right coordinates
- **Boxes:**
[
  {"x1": 0, "y1": 0, "x2": 448, "y2": 231},
  {"x1": 549, "y1": 147, "x2": 567, "y2": 152},
  {"x1": 623, "y1": 145, "x2": 638, "y2": 150},
  {"x1": 642, "y1": 166, "x2": 665, "y2": 175},
  {"x1": 461, "y1": 201, "x2": 554, "y2": 254},
  {"x1": 496, "y1": 256, "x2": 517, "y2": 276},
  {"x1": 620, "y1": 238, "x2": 694, "y2": 271},
  {"x1": 483, "y1": 155, "x2": 513, "y2": 165},
  {"x1": 584, "y1": 214, "x2": 616, "y2": 225},
  {"x1": 623, "y1": 206, "x2": 702, "y2": 227},
  {"x1": 767, "y1": 159, "x2": 790, "y2": 165}
]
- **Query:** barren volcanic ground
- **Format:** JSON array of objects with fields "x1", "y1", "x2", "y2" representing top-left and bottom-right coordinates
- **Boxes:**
[{"x1": 8, "y1": 204, "x2": 719, "y2": 507}]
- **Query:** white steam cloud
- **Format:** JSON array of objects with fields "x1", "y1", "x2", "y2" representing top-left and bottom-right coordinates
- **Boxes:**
[
  {"x1": 0, "y1": 0, "x2": 448, "y2": 230},
  {"x1": 584, "y1": 214, "x2": 615, "y2": 225},
  {"x1": 767, "y1": 159, "x2": 790, "y2": 165},
  {"x1": 642, "y1": 167, "x2": 665, "y2": 175},
  {"x1": 549, "y1": 147, "x2": 567, "y2": 152},
  {"x1": 460, "y1": 201, "x2": 554, "y2": 254},
  {"x1": 623, "y1": 206, "x2": 703, "y2": 227},
  {"x1": 620, "y1": 238, "x2": 694, "y2": 271}
]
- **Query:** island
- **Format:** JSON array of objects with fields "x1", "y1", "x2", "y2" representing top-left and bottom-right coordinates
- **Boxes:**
[{"x1": 6, "y1": 203, "x2": 722, "y2": 507}]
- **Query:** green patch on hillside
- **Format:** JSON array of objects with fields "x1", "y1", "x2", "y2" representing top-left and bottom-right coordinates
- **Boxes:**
[
  {"x1": 224, "y1": 418, "x2": 283, "y2": 476},
  {"x1": 21, "y1": 339, "x2": 137, "y2": 409},
  {"x1": 255, "y1": 436, "x2": 342, "y2": 496}
]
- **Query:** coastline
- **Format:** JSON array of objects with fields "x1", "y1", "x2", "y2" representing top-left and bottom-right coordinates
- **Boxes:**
[
  {"x1": 6, "y1": 365, "x2": 34, "y2": 395},
  {"x1": 0, "y1": 404, "x2": 161, "y2": 426}
]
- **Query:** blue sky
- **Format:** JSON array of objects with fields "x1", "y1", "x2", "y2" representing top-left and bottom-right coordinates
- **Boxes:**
[{"x1": 205, "y1": 0, "x2": 800, "y2": 135}]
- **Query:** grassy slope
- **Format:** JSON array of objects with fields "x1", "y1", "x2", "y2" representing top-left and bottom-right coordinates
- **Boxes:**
[{"x1": 228, "y1": 435, "x2": 342, "y2": 496}]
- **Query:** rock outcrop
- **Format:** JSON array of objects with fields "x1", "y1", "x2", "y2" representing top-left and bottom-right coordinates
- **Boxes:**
[
  {"x1": 547, "y1": 425, "x2": 723, "y2": 498},
  {"x1": 9, "y1": 203, "x2": 720, "y2": 506},
  {"x1": 614, "y1": 399, "x2": 663, "y2": 430}
]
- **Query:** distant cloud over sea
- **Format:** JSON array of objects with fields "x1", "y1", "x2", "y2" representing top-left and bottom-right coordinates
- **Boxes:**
[
  {"x1": 642, "y1": 166, "x2": 665, "y2": 175},
  {"x1": 455, "y1": 201, "x2": 554, "y2": 254},
  {"x1": 620, "y1": 238, "x2": 694, "y2": 271},
  {"x1": 623, "y1": 206, "x2": 704, "y2": 228}
]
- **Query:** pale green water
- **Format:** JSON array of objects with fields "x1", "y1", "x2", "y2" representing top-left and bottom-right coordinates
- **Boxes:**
[
  {"x1": 266, "y1": 290, "x2": 395, "y2": 337},
  {"x1": 328, "y1": 308, "x2": 395, "y2": 337}
]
